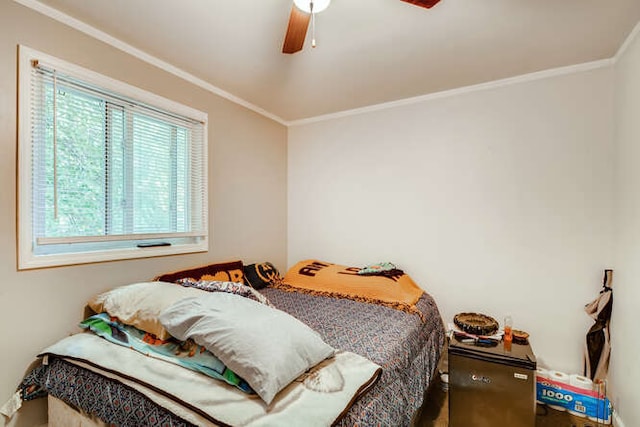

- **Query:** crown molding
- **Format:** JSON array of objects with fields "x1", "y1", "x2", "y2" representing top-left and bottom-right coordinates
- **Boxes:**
[
  {"x1": 613, "y1": 20, "x2": 640, "y2": 64},
  {"x1": 12, "y1": 0, "x2": 288, "y2": 126},
  {"x1": 288, "y1": 58, "x2": 613, "y2": 126},
  {"x1": 14, "y1": 0, "x2": 638, "y2": 128}
]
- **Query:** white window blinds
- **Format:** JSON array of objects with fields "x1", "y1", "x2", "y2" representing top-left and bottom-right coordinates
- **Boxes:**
[{"x1": 19, "y1": 46, "x2": 208, "y2": 269}]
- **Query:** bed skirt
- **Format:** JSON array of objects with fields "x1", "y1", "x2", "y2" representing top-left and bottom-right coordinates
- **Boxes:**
[{"x1": 48, "y1": 396, "x2": 108, "y2": 427}]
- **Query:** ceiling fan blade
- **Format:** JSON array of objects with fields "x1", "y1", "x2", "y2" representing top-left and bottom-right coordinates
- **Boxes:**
[
  {"x1": 282, "y1": 4, "x2": 311, "y2": 54},
  {"x1": 400, "y1": 0, "x2": 441, "y2": 9}
]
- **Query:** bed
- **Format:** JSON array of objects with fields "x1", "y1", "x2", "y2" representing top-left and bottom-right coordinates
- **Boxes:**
[{"x1": 10, "y1": 260, "x2": 446, "y2": 426}]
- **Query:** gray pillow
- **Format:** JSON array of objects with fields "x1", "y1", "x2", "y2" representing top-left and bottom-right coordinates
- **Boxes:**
[{"x1": 159, "y1": 292, "x2": 335, "y2": 404}]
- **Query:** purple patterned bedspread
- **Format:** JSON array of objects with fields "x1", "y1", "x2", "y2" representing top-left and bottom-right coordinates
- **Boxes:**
[
  {"x1": 262, "y1": 288, "x2": 446, "y2": 426},
  {"x1": 29, "y1": 288, "x2": 445, "y2": 427}
]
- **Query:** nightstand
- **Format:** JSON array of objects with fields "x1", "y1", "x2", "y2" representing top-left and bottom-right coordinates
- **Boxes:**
[{"x1": 448, "y1": 336, "x2": 537, "y2": 427}]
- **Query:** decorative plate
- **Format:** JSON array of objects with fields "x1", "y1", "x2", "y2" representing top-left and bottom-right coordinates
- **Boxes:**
[{"x1": 453, "y1": 312, "x2": 499, "y2": 336}]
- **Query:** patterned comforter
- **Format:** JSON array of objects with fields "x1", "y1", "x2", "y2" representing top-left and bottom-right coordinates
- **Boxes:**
[
  {"x1": 262, "y1": 288, "x2": 446, "y2": 426},
  {"x1": 23, "y1": 287, "x2": 445, "y2": 426}
]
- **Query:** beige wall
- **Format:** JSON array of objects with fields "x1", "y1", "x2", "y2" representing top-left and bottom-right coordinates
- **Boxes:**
[
  {"x1": 288, "y1": 66, "x2": 615, "y2": 377},
  {"x1": 0, "y1": 2, "x2": 287, "y2": 425},
  {"x1": 612, "y1": 26, "x2": 640, "y2": 427},
  {"x1": 2, "y1": 1, "x2": 637, "y2": 426}
]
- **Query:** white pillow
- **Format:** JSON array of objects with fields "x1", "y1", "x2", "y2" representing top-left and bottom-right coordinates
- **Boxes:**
[
  {"x1": 159, "y1": 292, "x2": 335, "y2": 404},
  {"x1": 87, "y1": 281, "x2": 206, "y2": 340}
]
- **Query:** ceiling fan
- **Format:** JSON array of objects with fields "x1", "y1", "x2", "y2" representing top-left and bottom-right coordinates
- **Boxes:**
[{"x1": 282, "y1": 0, "x2": 442, "y2": 54}]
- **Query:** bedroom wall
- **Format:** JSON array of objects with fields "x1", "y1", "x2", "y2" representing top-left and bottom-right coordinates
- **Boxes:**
[
  {"x1": 288, "y1": 66, "x2": 615, "y2": 378},
  {"x1": 611, "y1": 25, "x2": 640, "y2": 427},
  {"x1": 0, "y1": 2, "x2": 287, "y2": 426}
]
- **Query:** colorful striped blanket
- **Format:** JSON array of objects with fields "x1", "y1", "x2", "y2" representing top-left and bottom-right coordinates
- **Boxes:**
[{"x1": 81, "y1": 313, "x2": 252, "y2": 393}]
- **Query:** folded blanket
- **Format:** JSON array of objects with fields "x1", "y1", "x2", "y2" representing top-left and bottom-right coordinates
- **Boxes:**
[
  {"x1": 81, "y1": 313, "x2": 252, "y2": 393},
  {"x1": 37, "y1": 333, "x2": 381, "y2": 427},
  {"x1": 276, "y1": 260, "x2": 425, "y2": 320},
  {"x1": 357, "y1": 261, "x2": 401, "y2": 276}
]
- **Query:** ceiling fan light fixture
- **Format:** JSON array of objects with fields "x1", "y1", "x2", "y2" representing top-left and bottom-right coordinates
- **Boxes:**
[{"x1": 293, "y1": 0, "x2": 331, "y2": 14}]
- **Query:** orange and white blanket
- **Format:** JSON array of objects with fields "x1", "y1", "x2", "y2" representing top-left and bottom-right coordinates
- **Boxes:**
[{"x1": 275, "y1": 260, "x2": 425, "y2": 319}]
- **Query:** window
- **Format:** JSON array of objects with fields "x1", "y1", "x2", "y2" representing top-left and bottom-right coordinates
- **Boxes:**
[{"x1": 18, "y1": 46, "x2": 208, "y2": 269}]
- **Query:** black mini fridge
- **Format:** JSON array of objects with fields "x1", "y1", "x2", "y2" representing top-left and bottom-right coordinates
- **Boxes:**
[{"x1": 448, "y1": 337, "x2": 537, "y2": 427}]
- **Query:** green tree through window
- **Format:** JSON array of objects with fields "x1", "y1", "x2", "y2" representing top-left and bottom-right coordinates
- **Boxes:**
[
  {"x1": 40, "y1": 83, "x2": 191, "y2": 238},
  {"x1": 19, "y1": 46, "x2": 207, "y2": 269}
]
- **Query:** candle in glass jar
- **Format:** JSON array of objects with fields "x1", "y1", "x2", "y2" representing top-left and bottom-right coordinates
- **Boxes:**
[{"x1": 504, "y1": 315, "x2": 513, "y2": 350}]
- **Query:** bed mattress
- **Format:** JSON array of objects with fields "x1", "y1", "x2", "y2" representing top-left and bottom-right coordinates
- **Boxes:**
[{"x1": 28, "y1": 287, "x2": 445, "y2": 426}]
